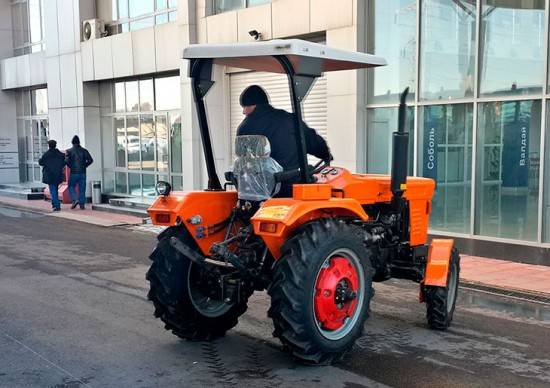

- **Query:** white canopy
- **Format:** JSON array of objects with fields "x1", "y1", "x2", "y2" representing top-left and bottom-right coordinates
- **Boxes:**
[{"x1": 183, "y1": 39, "x2": 386, "y2": 74}]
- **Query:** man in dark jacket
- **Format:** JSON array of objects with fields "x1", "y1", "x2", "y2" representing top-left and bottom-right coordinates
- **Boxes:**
[
  {"x1": 65, "y1": 135, "x2": 93, "y2": 209},
  {"x1": 236, "y1": 85, "x2": 331, "y2": 197},
  {"x1": 39, "y1": 140, "x2": 66, "y2": 211}
]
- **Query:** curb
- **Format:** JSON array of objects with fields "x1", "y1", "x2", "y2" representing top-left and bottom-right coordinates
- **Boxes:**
[{"x1": 460, "y1": 280, "x2": 550, "y2": 305}]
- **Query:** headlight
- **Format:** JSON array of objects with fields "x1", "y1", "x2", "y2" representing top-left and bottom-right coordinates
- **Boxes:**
[{"x1": 155, "y1": 181, "x2": 172, "y2": 196}]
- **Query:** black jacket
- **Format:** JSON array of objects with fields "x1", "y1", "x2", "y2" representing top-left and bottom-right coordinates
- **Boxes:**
[
  {"x1": 237, "y1": 104, "x2": 330, "y2": 171},
  {"x1": 38, "y1": 149, "x2": 66, "y2": 185},
  {"x1": 65, "y1": 145, "x2": 93, "y2": 174}
]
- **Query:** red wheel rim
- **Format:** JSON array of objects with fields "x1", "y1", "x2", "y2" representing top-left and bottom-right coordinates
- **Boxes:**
[{"x1": 314, "y1": 256, "x2": 360, "y2": 331}]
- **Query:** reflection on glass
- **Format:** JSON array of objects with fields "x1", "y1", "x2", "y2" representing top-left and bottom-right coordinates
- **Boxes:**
[
  {"x1": 545, "y1": 102, "x2": 550, "y2": 242},
  {"x1": 368, "y1": 0, "x2": 416, "y2": 103},
  {"x1": 11, "y1": 2, "x2": 23, "y2": 48},
  {"x1": 156, "y1": 115, "x2": 168, "y2": 172},
  {"x1": 129, "y1": 173, "x2": 141, "y2": 196},
  {"x1": 31, "y1": 88, "x2": 48, "y2": 115},
  {"x1": 126, "y1": 81, "x2": 139, "y2": 112},
  {"x1": 139, "y1": 79, "x2": 154, "y2": 111},
  {"x1": 248, "y1": 0, "x2": 271, "y2": 6},
  {"x1": 25, "y1": 120, "x2": 32, "y2": 162},
  {"x1": 127, "y1": 116, "x2": 140, "y2": 170},
  {"x1": 118, "y1": 0, "x2": 129, "y2": 19},
  {"x1": 156, "y1": 13, "x2": 168, "y2": 24},
  {"x1": 480, "y1": 0, "x2": 545, "y2": 96},
  {"x1": 130, "y1": 17, "x2": 154, "y2": 31},
  {"x1": 23, "y1": 91, "x2": 31, "y2": 116},
  {"x1": 32, "y1": 121, "x2": 40, "y2": 161},
  {"x1": 115, "y1": 172, "x2": 127, "y2": 193},
  {"x1": 476, "y1": 100, "x2": 541, "y2": 241},
  {"x1": 129, "y1": 0, "x2": 154, "y2": 17},
  {"x1": 29, "y1": 0, "x2": 41, "y2": 43},
  {"x1": 115, "y1": 117, "x2": 126, "y2": 167},
  {"x1": 115, "y1": 82, "x2": 125, "y2": 112},
  {"x1": 367, "y1": 107, "x2": 414, "y2": 175},
  {"x1": 155, "y1": 76, "x2": 180, "y2": 110},
  {"x1": 168, "y1": 11, "x2": 177, "y2": 21},
  {"x1": 214, "y1": 0, "x2": 244, "y2": 13},
  {"x1": 39, "y1": 119, "x2": 48, "y2": 157},
  {"x1": 156, "y1": 0, "x2": 167, "y2": 10},
  {"x1": 168, "y1": 0, "x2": 177, "y2": 7},
  {"x1": 141, "y1": 115, "x2": 155, "y2": 171},
  {"x1": 419, "y1": 104, "x2": 472, "y2": 233},
  {"x1": 103, "y1": 172, "x2": 115, "y2": 193},
  {"x1": 143, "y1": 174, "x2": 156, "y2": 196},
  {"x1": 171, "y1": 175, "x2": 183, "y2": 190},
  {"x1": 170, "y1": 113, "x2": 182, "y2": 173},
  {"x1": 420, "y1": 0, "x2": 475, "y2": 100}
]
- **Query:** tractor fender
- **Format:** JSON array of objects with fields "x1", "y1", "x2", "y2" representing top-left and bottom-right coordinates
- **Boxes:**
[
  {"x1": 251, "y1": 197, "x2": 369, "y2": 259},
  {"x1": 423, "y1": 239, "x2": 454, "y2": 287}
]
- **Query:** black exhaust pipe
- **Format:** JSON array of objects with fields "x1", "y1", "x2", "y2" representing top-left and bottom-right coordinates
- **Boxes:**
[{"x1": 390, "y1": 87, "x2": 410, "y2": 199}]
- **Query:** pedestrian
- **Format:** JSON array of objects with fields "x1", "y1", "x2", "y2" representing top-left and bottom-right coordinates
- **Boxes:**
[
  {"x1": 38, "y1": 140, "x2": 66, "y2": 212},
  {"x1": 65, "y1": 135, "x2": 93, "y2": 210}
]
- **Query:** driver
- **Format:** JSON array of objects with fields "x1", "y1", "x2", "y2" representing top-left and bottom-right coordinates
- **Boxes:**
[{"x1": 237, "y1": 85, "x2": 332, "y2": 197}]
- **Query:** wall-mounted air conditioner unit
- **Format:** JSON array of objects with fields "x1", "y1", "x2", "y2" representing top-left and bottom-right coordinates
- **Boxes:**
[{"x1": 82, "y1": 19, "x2": 105, "y2": 41}]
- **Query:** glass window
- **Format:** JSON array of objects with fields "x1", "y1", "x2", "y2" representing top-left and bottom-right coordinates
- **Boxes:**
[
  {"x1": 172, "y1": 175, "x2": 183, "y2": 190},
  {"x1": 248, "y1": 0, "x2": 270, "y2": 6},
  {"x1": 129, "y1": 172, "x2": 141, "y2": 196},
  {"x1": 143, "y1": 174, "x2": 156, "y2": 196},
  {"x1": 141, "y1": 115, "x2": 155, "y2": 171},
  {"x1": 130, "y1": 17, "x2": 154, "y2": 31},
  {"x1": 127, "y1": 116, "x2": 140, "y2": 169},
  {"x1": 126, "y1": 81, "x2": 139, "y2": 112},
  {"x1": 115, "y1": 117, "x2": 126, "y2": 167},
  {"x1": 480, "y1": 0, "x2": 545, "y2": 96},
  {"x1": 367, "y1": 107, "x2": 414, "y2": 175},
  {"x1": 170, "y1": 112, "x2": 182, "y2": 173},
  {"x1": 544, "y1": 102, "x2": 550, "y2": 242},
  {"x1": 129, "y1": 0, "x2": 154, "y2": 18},
  {"x1": 118, "y1": 0, "x2": 129, "y2": 19},
  {"x1": 29, "y1": 0, "x2": 41, "y2": 43},
  {"x1": 367, "y1": 0, "x2": 416, "y2": 104},
  {"x1": 168, "y1": 0, "x2": 177, "y2": 7},
  {"x1": 156, "y1": 13, "x2": 168, "y2": 24},
  {"x1": 476, "y1": 100, "x2": 541, "y2": 241},
  {"x1": 31, "y1": 88, "x2": 47, "y2": 115},
  {"x1": 155, "y1": 76, "x2": 180, "y2": 110},
  {"x1": 420, "y1": 0, "x2": 476, "y2": 101},
  {"x1": 115, "y1": 172, "x2": 128, "y2": 193},
  {"x1": 168, "y1": 11, "x2": 177, "y2": 21},
  {"x1": 139, "y1": 79, "x2": 154, "y2": 111},
  {"x1": 12, "y1": 2, "x2": 23, "y2": 48},
  {"x1": 215, "y1": 0, "x2": 244, "y2": 13},
  {"x1": 419, "y1": 104, "x2": 473, "y2": 234},
  {"x1": 156, "y1": 115, "x2": 169, "y2": 172},
  {"x1": 156, "y1": 0, "x2": 167, "y2": 10},
  {"x1": 115, "y1": 82, "x2": 125, "y2": 113}
]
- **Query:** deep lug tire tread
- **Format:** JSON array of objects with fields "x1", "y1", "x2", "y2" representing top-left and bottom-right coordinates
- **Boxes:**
[
  {"x1": 267, "y1": 219, "x2": 374, "y2": 364},
  {"x1": 425, "y1": 248, "x2": 461, "y2": 330},
  {"x1": 146, "y1": 226, "x2": 248, "y2": 341}
]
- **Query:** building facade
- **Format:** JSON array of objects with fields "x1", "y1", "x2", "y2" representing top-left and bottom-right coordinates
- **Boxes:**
[{"x1": 0, "y1": 0, "x2": 549, "y2": 263}]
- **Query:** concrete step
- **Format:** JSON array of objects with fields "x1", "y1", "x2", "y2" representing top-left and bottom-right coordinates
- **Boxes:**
[
  {"x1": 108, "y1": 197, "x2": 154, "y2": 210},
  {"x1": 0, "y1": 188, "x2": 44, "y2": 200},
  {"x1": 91, "y1": 203, "x2": 149, "y2": 219}
]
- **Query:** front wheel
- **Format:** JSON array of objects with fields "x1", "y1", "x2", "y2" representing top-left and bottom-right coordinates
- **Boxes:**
[
  {"x1": 146, "y1": 226, "x2": 249, "y2": 340},
  {"x1": 425, "y1": 248, "x2": 460, "y2": 330},
  {"x1": 268, "y1": 219, "x2": 374, "y2": 364}
]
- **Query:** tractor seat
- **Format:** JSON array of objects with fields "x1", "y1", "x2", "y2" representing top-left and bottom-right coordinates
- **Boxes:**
[{"x1": 233, "y1": 135, "x2": 283, "y2": 201}]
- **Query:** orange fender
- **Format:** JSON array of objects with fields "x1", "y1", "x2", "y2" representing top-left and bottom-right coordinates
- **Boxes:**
[
  {"x1": 423, "y1": 239, "x2": 454, "y2": 287},
  {"x1": 147, "y1": 191, "x2": 237, "y2": 255},
  {"x1": 251, "y1": 197, "x2": 369, "y2": 259}
]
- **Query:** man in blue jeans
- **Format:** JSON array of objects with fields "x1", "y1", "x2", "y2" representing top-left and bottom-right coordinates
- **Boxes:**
[
  {"x1": 65, "y1": 135, "x2": 93, "y2": 209},
  {"x1": 39, "y1": 140, "x2": 66, "y2": 211}
]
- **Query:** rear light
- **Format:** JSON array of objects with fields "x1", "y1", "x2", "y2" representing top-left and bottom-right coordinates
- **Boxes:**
[
  {"x1": 259, "y1": 222, "x2": 278, "y2": 233},
  {"x1": 156, "y1": 213, "x2": 171, "y2": 223}
]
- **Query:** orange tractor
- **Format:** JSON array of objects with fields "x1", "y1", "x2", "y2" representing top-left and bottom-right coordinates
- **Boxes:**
[{"x1": 146, "y1": 39, "x2": 460, "y2": 364}]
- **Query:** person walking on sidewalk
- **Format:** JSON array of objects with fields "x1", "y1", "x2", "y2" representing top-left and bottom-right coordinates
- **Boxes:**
[
  {"x1": 38, "y1": 140, "x2": 66, "y2": 212},
  {"x1": 65, "y1": 135, "x2": 93, "y2": 210}
]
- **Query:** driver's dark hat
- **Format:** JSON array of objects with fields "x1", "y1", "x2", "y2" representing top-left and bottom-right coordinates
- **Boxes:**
[{"x1": 240, "y1": 85, "x2": 269, "y2": 106}]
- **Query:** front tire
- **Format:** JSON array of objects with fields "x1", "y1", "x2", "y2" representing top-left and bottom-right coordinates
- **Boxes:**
[
  {"x1": 146, "y1": 226, "x2": 248, "y2": 340},
  {"x1": 268, "y1": 219, "x2": 374, "y2": 364},
  {"x1": 425, "y1": 248, "x2": 460, "y2": 330}
]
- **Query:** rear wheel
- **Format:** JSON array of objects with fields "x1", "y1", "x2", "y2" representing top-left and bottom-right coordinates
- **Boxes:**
[
  {"x1": 425, "y1": 248, "x2": 460, "y2": 330},
  {"x1": 146, "y1": 226, "x2": 248, "y2": 340},
  {"x1": 268, "y1": 219, "x2": 374, "y2": 364}
]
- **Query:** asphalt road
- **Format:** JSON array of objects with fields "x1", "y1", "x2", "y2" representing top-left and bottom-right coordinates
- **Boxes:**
[{"x1": 0, "y1": 206, "x2": 549, "y2": 388}]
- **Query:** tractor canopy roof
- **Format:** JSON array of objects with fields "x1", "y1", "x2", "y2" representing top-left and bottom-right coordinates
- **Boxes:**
[{"x1": 182, "y1": 39, "x2": 386, "y2": 75}]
